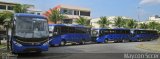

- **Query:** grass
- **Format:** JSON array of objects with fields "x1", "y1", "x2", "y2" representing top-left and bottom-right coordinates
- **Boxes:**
[{"x1": 0, "y1": 44, "x2": 5, "y2": 49}]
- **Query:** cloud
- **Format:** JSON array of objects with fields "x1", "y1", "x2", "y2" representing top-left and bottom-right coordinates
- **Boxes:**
[{"x1": 140, "y1": 0, "x2": 160, "y2": 5}]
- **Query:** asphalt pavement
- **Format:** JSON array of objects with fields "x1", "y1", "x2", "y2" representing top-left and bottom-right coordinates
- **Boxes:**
[{"x1": 17, "y1": 40, "x2": 160, "y2": 59}]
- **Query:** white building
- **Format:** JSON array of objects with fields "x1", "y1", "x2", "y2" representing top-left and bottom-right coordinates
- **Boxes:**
[
  {"x1": 139, "y1": 15, "x2": 160, "y2": 24},
  {"x1": 0, "y1": 1, "x2": 42, "y2": 15},
  {"x1": 44, "y1": 4, "x2": 91, "y2": 24},
  {"x1": 91, "y1": 16, "x2": 133, "y2": 28},
  {"x1": 148, "y1": 15, "x2": 160, "y2": 22},
  {"x1": 27, "y1": 6, "x2": 43, "y2": 15},
  {"x1": 0, "y1": 1, "x2": 17, "y2": 12}
]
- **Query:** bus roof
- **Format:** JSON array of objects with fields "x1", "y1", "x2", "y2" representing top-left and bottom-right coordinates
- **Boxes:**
[
  {"x1": 112, "y1": 28, "x2": 130, "y2": 30},
  {"x1": 49, "y1": 24, "x2": 66, "y2": 26},
  {"x1": 131, "y1": 29, "x2": 157, "y2": 31},
  {"x1": 91, "y1": 28, "x2": 109, "y2": 30},
  {"x1": 49, "y1": 24, "x2": 88, "y2": 28},
  {"x1": 66, "y1": 24, "x2": 86, "y2": 27},
  {"x1": 92, "y1": 28, "x2": 130, "y2": 30},
  {"x1": 14, "y1": 13, "x2": 46, "y2": 19}
]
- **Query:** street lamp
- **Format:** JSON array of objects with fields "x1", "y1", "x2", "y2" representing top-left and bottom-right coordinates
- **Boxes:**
[{"x1": 137, "y1": 6, "x2": 142, "y2": 28}]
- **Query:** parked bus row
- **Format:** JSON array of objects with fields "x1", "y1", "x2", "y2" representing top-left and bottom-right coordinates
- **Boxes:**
[
  {"x1": 49, "y1": 24, "x2": 159, "y2": 46},
  {"x1": 91, "y1": 28, "x2": 159, "y2": 43},
  {"x1": 7, "y1": 13, "x2": 159, "y2": 54}
]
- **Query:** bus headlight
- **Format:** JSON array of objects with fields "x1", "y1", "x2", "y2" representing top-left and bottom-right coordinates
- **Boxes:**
[{"x1": 13, "y1": 41, "x2": 22, "y2": 47}]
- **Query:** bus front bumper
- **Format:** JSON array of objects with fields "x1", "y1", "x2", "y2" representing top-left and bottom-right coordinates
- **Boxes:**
[{"x1": 12, "y1": 43, "x2": 49, "y2": 53}]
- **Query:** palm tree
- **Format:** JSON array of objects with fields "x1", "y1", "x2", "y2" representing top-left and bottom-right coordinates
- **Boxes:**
[
  {"x1": 75, "y1": 17, "x2": 90, "y2": 26},
  {"x1": 97, "y1": 16, "x2": 110, "y2": 28},
  {"x1": 13, "y1": 4, "x2": 31, "y2": 13},
  {"x1": 114, "y1": 16, "x2": 125, "y2": 28},
  {"x1": 48, "y1": 9, "x2": 66, "y2": 24},
  {"x1": 139, "y1": 23, "x2": 148, "y2": 29},
  {"x1": 148, "y1": 21, "x2": 159, "y2": 30},
  {"x1": 0, "y1": 11, "x2": 13, "y2": 45},
  {"x1": 0, "y1": 11, "x2": 13, "y2": 25},
  {"x1": 125, "y1": 19, "x2": 137, "y2": 29}
]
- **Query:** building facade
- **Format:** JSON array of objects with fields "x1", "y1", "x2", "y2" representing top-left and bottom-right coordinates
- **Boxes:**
[
  {"x1": 91, "y1": 16, "x2": 133, "y2": 28},
  {"x1": 148, "y1": 15, "x2": 160, "y2": 22},
  {"x1": 0, "y1": 1, "x2": 17, "y2": 12},
  {"x1": 44, "y1": 4, "x2": 91, "y2": 24},
  {"x1": 0, "y1": 1, "x2": 42, "y2": 15},
  {"x1": 140, "y1": 15, "x2": 160, "y2": 24}
]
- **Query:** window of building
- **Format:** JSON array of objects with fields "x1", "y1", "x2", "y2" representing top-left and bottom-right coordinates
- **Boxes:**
[
  {"x1": 8, "y1": 6, "x2": 14, "y2": 10},
  {"x1": 62, "y1": 19, "x2": 73, "y2": 24},
  {"x1": 74, "y1": 10, "x2": 79, "y2": 15},
  {"x1": 0, "y1": 5, "x2": 6, "y2": 10},
  {"x1": 60, "y1": 8, "x2": 73, "y2": 15},
  {"x1": 80, "y1": 11, "x2": 90, "y2": 16}
]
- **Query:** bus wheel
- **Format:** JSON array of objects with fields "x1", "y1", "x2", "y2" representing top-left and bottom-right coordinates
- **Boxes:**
[
  {"x1": 114, "y1": 40, "x2": 119, "y2": 43},
  {"x1": 122, "y1": 39, "x2": 129, "y2": 43},
  {"x1": 148, "y1": 39, "x2": 153, "y2": 41},
  {"x1": 104, "y1": 39, "x2": 108, "y2": 43},
  {"x1": 137, "y1": 39, "x2": 142, "y2": 42},
  {"x1": 60, "y1": 40, "x2": 66, "y2": 46},
  {"x1": 80, "y1": 40, "x2": 85, "y2": 45}
]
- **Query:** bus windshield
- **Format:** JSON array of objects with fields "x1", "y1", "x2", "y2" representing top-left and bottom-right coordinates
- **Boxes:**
[{"x1": 15, "y1": 16, "x2": 49, "y2": 38}]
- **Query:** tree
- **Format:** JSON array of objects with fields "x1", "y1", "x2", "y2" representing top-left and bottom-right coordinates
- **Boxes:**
[
  {"x1": 139, "y1": 23, "x2": 148, "y2": 29},
  {"x1": 97, "y1": 17, "x2": 110, "y2": 28},
  {"x1": 13, "y1": 4, "x2": 31, "y2": 13},
  {"x1": 0, "y1": 11, "x2": 13, "y2": 45},
  {"x1": 156, "y1": 23, "x2": 160, "y2": 31},
  {"x1": 75, "y1": 17, "x2": 90, "y2": 26},
  {"x1": 48, "y1": 9, "x2": 66, "y2": 24},
  {"x1": 148, "y1": 21, "x2": 159, "y2": 30},
  {"x1": 0, "y1": 11, "x2": 13, "y2": 26},
  {"x1": 125, "y1": 19, "x2": 137, "y2": 29},
  {"x1": 114, "y1": 16, "x2": 125, "y2": 28}
]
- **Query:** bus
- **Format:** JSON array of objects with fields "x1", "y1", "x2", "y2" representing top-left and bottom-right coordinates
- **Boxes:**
[
  {"x1": 9, "y1": 13, "x2": 49, "y2": 53},
  {"x1": 91, "y1": 28, "x2": 131, "y2": 43},
  {"x1": 49, "y1": 24, "x2": 91, "y2": 46},
  {"x1": 130, "y1": 29, "x2": 159, "y2": 41}
]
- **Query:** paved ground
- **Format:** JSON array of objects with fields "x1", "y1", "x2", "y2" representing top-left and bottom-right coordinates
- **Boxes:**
[{"x1": 16, "y1": 40, "x2": 160, "y2": 59}]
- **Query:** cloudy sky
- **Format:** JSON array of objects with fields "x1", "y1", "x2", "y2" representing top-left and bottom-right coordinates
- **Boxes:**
[{"x1": 0, "y1": 0, "x2": 160, "y2": 21}]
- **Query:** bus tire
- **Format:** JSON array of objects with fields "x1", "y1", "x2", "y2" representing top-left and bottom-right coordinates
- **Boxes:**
[
  {"x1": 122, "y1": 39, "x2": 129, "y2": 43},
  {"x1": 60, "y1": 40, "x2": 66, "y2": 46},
  {"x1": 104, "y1": 39, "x2": 108, "y2": 43},
  {"x1": 137, "y1": 39, "x2": 142, "y2": 42},
  {"x1": 80, "y1": 39, "x2": 85, "y2": 45},
  {"x1": 50, "y1": 44, "x2": 57, "y2": 47},
  {"x1": 36, "y1": 51, "x2": 42, "y2": 54},
  {"x1": 114, "y1": 40, "x2": 119, "y2": 43}
]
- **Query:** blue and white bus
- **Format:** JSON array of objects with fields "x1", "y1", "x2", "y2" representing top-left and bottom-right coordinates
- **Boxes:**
[
  {"x1": 130, "y1": 29, "x2": 159, "y2": 41},
  {"x1": 91, "y1": 28, "x2": 131, "y2": 43},
  {"x1": 49, "y1": 24, "x2": 91, "y2": 46},
  {"x1": 9, "y1": 13, "x2": 49, "y2": 53}
]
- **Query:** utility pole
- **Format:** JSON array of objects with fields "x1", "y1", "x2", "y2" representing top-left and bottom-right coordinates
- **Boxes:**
[
  {"x1": 138, "y1": 6, "x2": 141, "y2": 23},
  {"x1": 137, "y1": 6, "x2": 142, "y2": 28}
]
